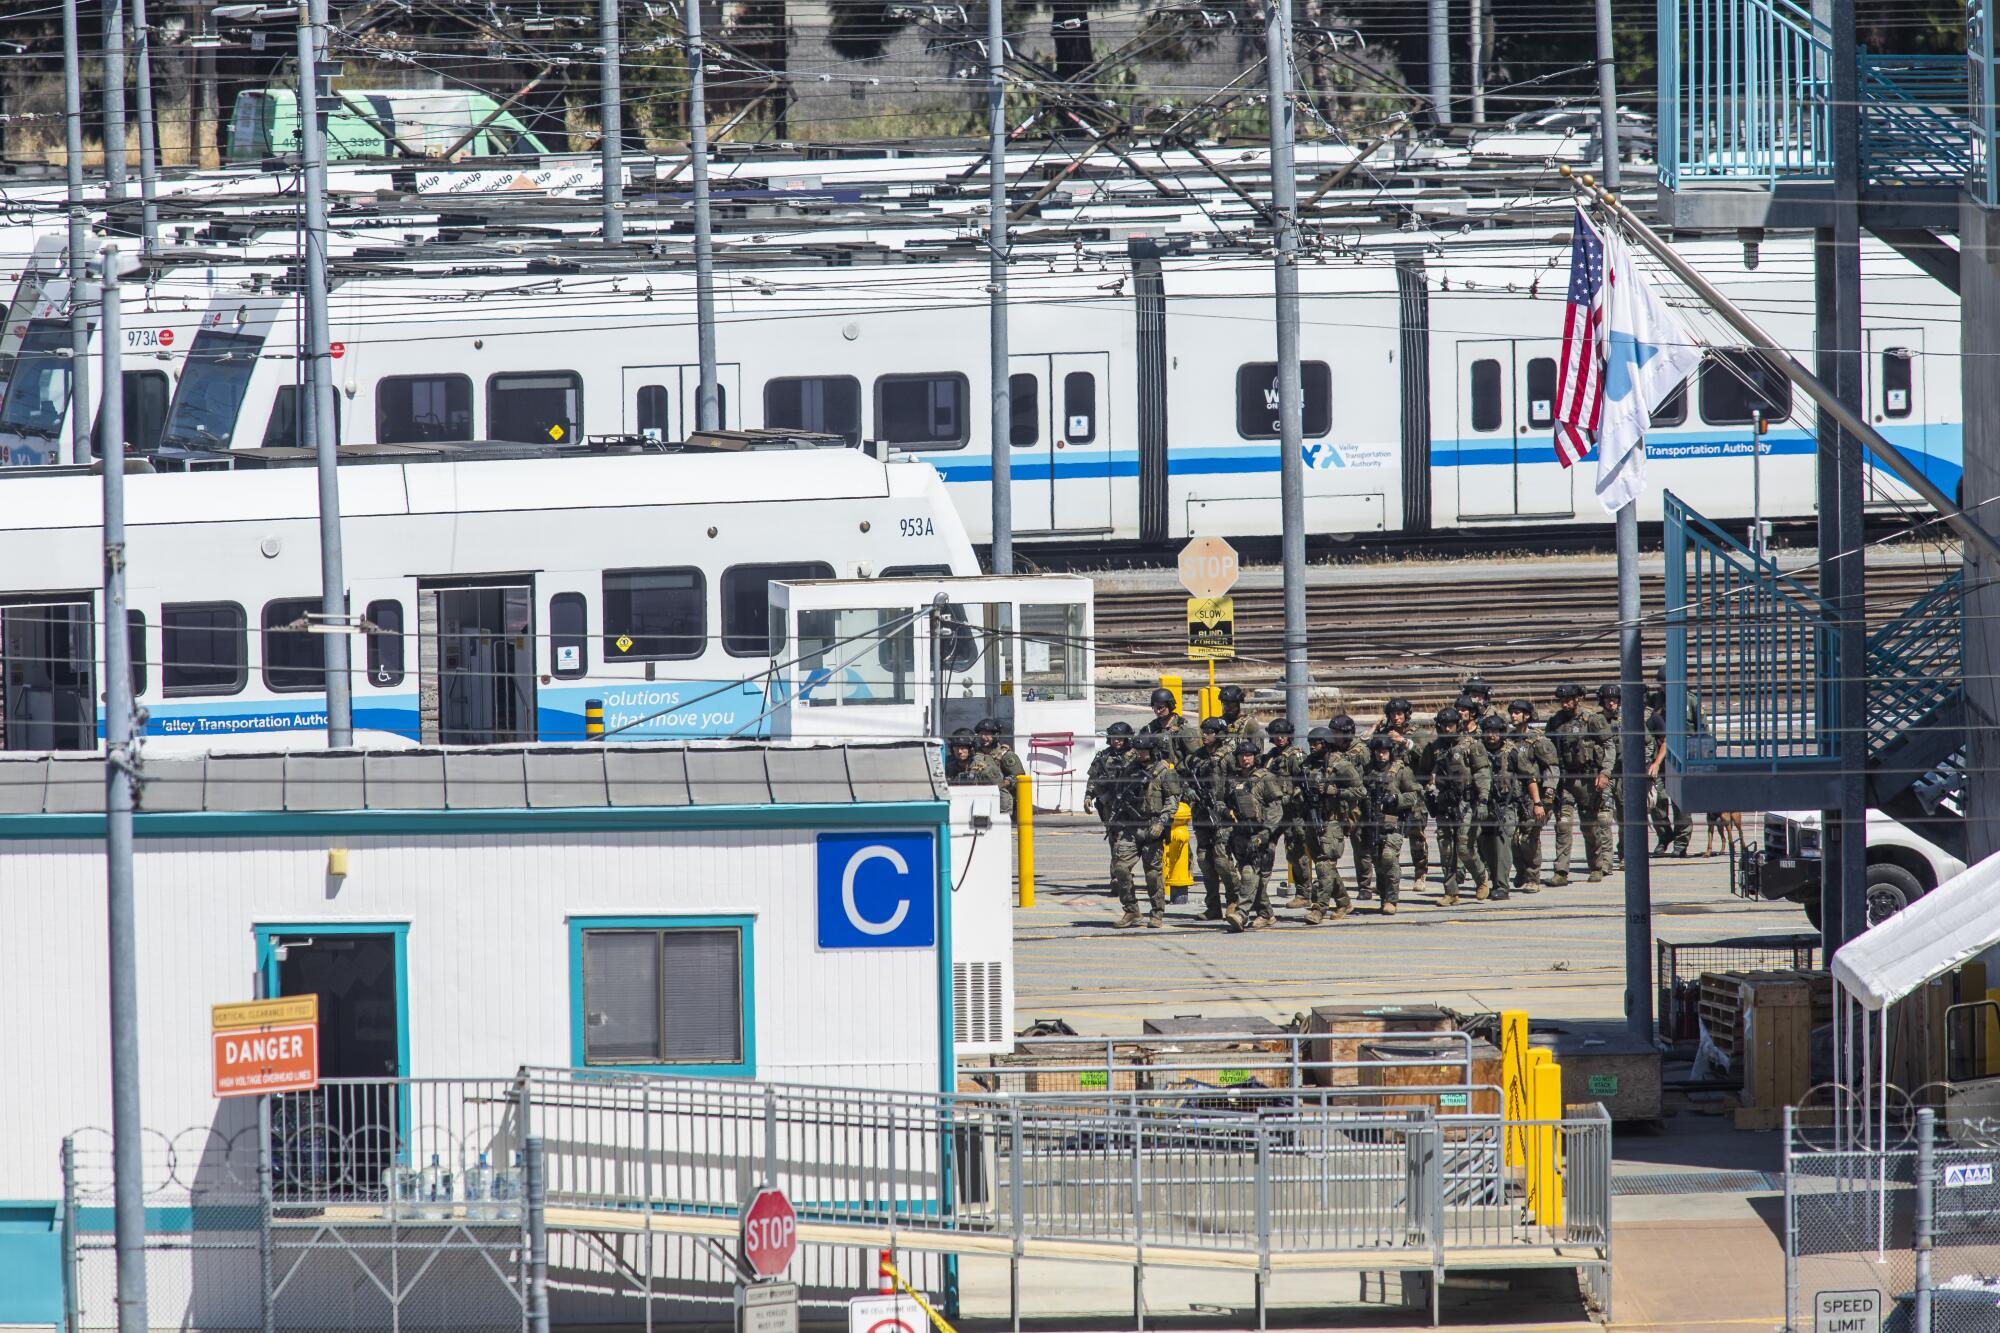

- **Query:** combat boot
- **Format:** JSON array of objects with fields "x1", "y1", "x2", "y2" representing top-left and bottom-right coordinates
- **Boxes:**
[
  {"x1": 1303, "y1": 907, "x2": 1324, "y2": 925},
  {"x1": 1114, "y1": 909, "x2": 1141, "y2": 929},
  {"x1": 1222, "y1": 905, "x2": 1246, "y2": 932},
  {"x1": 1488, "y1": 887, "x2": 1511, "y2": 900},
  {"x1": 1382, "y1": 900, "x2": 1398, "y2": 916},
  {"x1": 1330, "y1": 904, "x2": 1352, "y2": 920},
  {"x1": 1286, "y1": 893, "x2": 1309, "y2": 909},
  {"x1": 1475, "y1": 882, "x2": 1490, "y2": 901},
  {"x1": 1147, "y1": 910, "x2": 1165, "y2": 929},
  {"x1": 1587, "y1": 870, "x2": 1606, "y2": 883}
]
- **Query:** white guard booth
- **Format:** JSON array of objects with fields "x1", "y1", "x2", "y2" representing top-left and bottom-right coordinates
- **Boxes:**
[{"x1": 765, "y1": 575, "x2": 1097, "y2": 812}]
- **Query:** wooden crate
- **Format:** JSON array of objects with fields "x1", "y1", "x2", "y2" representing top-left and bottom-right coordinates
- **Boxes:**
[
  {"x1": 1697, "y1": 972, "x2": 1813, "y2": 1110},
  {"x1": 968, "y1": 1049, "x2": 1147, "y2": 1094},
  {"x1": 1527, "y1": 1020, "x2": 1664, "y2": 1122},
  {"x1": 1358, "y1": 1039, "x2": 1502, "y2": 1115},
  {"x1": 1304, "y1": 1005, "x2": 1454, "y2": 1087},
  {"x1": 1141, "y1": 1016, "x2": 1296, "y2": 1090}
]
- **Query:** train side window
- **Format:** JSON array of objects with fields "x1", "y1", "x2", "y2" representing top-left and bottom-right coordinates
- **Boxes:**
[
  {"x1": 1234, "y1": 361, "x2": 1332, "y2": 438},
  {"x1": 1882, "y1": 348, "x2": 1913, "y2": 418},
  {"x1": 1008, "y1": 374, "x2": 1038, "y2": 447},
  {"x1": 1470, "y1": 359, "x2": 1504, "y2": 432},
  {"x1": 378, "y1": 374, "x2": 472, "y2": 443},
  {"x1": 262, "y1": 597, "x2": 326, "y2": 693},
  {"x1": 161, "y1": 601, "x2": 247, "y2": 697},
  {"x1": 365, "y1": 598, "x2": 404, "y2": 687},
  {"x1": 488, "y1": 371, "x2": 583, "y2": 444},
  {"x1": 1524, "y1": 357, "x2": 1557, "y2": 429},
  {"x1": 1699, "y1": 350, "x2": 1791, "y2": 425},
  {"x1": 550, "y1": 592, "x2": 589, "y2": 678},
  {"x1": 1650, "y1": 379, "x2": 1689, "y2": 428},
  {"x1": 636, "y1": 385, "x2": 670, "y2": 440},
  {"x1": 127, "y1": 611, "x2": 147, "y2": 697},
  {"x1": 1063, "y1": 372, "x2": 1097, "y2": 443},
  {"x1": 90, "y1": 370, "x2": 171, "y2": 454},
  {"x1": 604, "y1": 567, "x2": 705, "y2": 661},
  {"x1": 876, "y1": 373, "x2": 969, "y2": 449},
  {"x1": 721, "y1": 562, "x2": 835, "y2": 658},
  {"x1": 259, "y1": 384, "x2": 341, "y2": 449},
  {"x1": 765, "y1": 376, "x2": 862, "y2": 446}
]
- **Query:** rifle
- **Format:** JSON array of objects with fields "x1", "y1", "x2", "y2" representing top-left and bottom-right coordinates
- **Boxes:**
[{"x1": 1355, "y1": 773, "x2": 1392, "y2": 858}]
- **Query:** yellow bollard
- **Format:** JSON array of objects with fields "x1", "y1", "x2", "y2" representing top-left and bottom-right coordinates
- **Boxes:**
[
  {"x1": 1199, "y1": 660, "x2": 1221, "y2": 721},
  {"x1": 584, "y1": 698, "x2": 604, "y2": 739},
  {"x1": 1164, "y1": 801, "x2": 1194, "y2": 898},
  {"x1": 1523, "y1": 1049, "x2": 1551, "y2": 1213},
  {"x1": 1015, "y1": 774, "x2": 1034, "y2": 907},
  {"x1": 1532, "y1": 1062, "x2": 1565, "y2": 1227},
  {"x1": 1500, "y1": 1010, "x2": 1529, "y2": 1167}
]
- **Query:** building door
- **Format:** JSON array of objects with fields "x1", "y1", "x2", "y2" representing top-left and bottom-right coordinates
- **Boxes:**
[
  {"x1": 620, "y1": 363, "x2": 740, "y2": 440},
  {"x1": 259, "y1": 926, "x2": 407, "y2": 1200},
  {"x1": 0, "y1": 599, "x2": 95, "y2": 750},
  {"x1": 420, "y1": 582, "x2": 536, "y2": 744},
  {"x1": 1864, "y1": 328, "x2": 1929, "y2": 505},
  {"x1": 1454, "y1": 340, "x2": 1575, "y2": 520},
  {"x1": 1005, "y1": 353, "x2": 1114, "y2": 535}
]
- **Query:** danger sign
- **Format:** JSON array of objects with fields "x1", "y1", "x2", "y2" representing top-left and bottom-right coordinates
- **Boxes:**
[{"x1": 213, "y1": 994, "x2": 319, "y2": 1098}]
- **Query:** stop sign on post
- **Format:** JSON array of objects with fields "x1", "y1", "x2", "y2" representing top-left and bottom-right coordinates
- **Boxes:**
[
  {"x1": 1178, "y1": 535, "x2": 1240, "y2": 600},
  {"x1": 741, "y1": 1186, "x2": 798, "y2": 1278}
]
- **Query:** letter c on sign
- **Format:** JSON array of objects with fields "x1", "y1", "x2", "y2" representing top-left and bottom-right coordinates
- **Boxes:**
[{"x1": 841, "y1": 845, "x2": 911, "y2": 936}]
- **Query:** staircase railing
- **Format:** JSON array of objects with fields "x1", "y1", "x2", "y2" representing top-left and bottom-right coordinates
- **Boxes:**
[
  {"x1": 1864, "y1": 567, "x2": 1963, "y2": 761},
  {"x1": 1859, "y1": 54, "x2": 1974, "y2": 186},
  {"x1": 1659, "y1": 0, "x2": 1832, "y2": 185},
  {"x1": 1662, "y1": 491, "x2": 1840, "y2": 773}
]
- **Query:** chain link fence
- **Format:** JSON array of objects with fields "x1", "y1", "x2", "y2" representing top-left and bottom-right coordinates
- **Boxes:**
[{"x1": 1785, "y1": 1096, "x2": 2000, "y2": 1333}]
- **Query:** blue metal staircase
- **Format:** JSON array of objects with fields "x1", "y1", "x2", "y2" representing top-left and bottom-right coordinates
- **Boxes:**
[{"x1": 1662, "y1": 491, "x2": 1966, "y2": 848}]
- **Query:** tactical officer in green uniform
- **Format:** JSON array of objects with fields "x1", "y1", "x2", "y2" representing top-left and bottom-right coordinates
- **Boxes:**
[
  {"x1": 1416, "y1": 706, "x2": 1492, "y2": 905},
  {"x1": 1546, "y1": 683, "x2": 1614, "y2": 883},
  {"x1": 975, "y1": 717, "x2": 1028, "y2": 788},
  {"x1": 1476, "y1": 714, "x2": 1539, "y2": 901},
  {"x1": 1373, "y1": 697, "x2": 1427, "y2": 885},
  {"x1": 1462, "y1": 676, "x2": 1497, "y2": 718},
  {"x1": 1112, "y1": 732, "x2": 1181, "y2": 928},
  {"x1": 1304, "y1": 725, "x2": 1360, "y2": 923},
  {"x1": 1507, "y1": 699, "x2": 1557, "y2": 892},
  {"x1": 1180, "y1": 715, "x2": 1233, "y2": 919},
  {"x1": 1217, "y1": 684, "x2": 1267, "y2": 752},
  {"x1": 1141, "y1": 686, "x2": 1193, "y2": 761},
  {"x1": 1262, "y1": 719, "x2": 1314, "y2": 907},
  {"x1": 947, "y1": 728, "x2": 1012, "y2": 812},
  {"x1": 1218, "y1": 738, "x2": 1285, "y2": 931},
  {"x1": 1645, "y1": 685, "x2": 1693, "y2": 856},
  {"x1": 1086, "y1": 722, "x2": 1139, "y2": 919},
  {"x1": 1358, "y1": 732, "x2": 1421, "y2": 915},
  {"x1": 1596, "y1": 685, "x2": 1628, "y2": 871},
  {"x1": 1327, "y1": 715, "x2": 1374, "y2": 898}
]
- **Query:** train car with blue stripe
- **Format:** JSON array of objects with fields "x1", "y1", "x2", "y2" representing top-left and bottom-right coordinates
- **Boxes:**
[{"x1": 138, "y1": 226, "x2": 1957, "y2": 548}]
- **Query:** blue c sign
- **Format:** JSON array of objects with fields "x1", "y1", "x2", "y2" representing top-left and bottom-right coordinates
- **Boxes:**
[{"x1": 816, "y1": 832, "x2": 937, "y2": 950}]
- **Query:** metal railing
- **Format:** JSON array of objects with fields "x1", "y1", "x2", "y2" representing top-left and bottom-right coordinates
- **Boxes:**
[
  {"x1": 1659, "y1": 0, "x2": 1831, "y2": 186},
  {"x1": 1859, "y1": 54, "x2": 1975, "y2": 186},
  {"x1": 1976, "y1": 0, "x2": 1999, "y2": 207},
  {"x1": 1865, "y1": 568, "x2": 1963, "y2": 763},
  {"x1": 1663, "y1": 491, "x2": 1840, "y2": 773}
]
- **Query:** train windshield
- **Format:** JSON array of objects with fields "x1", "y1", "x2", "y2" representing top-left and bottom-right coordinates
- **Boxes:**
[
  {"x1": 0, "y1": 323, "x2": 76, "y2": 438},
  {"x1": 157, "y1": 328, "x2": 265, "y2": 451}
]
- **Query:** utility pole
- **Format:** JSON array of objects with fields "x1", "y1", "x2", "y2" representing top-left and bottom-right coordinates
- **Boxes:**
[
  {"x1": 297, "y1": 2, "x2": 352, "y2": 745},
  {"x1": 105, "y1": 0, "x2": 129, "y2": 201},
  {"x1": 97, "y1": 241, "x2": 150, "y2": 1333},
  {"x1": 1467, "y1": 0, "x2": 1484, "y2": 122},
  {"x1": 1267, "y1": 0, "x2": 1308, "y2": 726},
  {"x1": 131, "y1": 0, "x2": 160, "y2": 252},
  {"x1": 600, "y1": 0, "x2": 624, "y2": 243},
  {"x1": 1427, "y1": 0, "x2": 1449, "y2": 125},
  {"x1": 686, "y1": 0, "x2": 720, "y2": 430},
  {"x1": 63, "y1": 0, "x2": 94, "y2": 464},
  {"x1": 986, "y1": 0, "x2": 1012, "y2": 574},
  {"x1": 1593, "y1": 0, "x2": 1650, "y2": 1043}
]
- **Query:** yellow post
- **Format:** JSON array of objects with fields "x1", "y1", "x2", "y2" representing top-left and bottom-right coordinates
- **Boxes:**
[
  {"x1": 1160, "y1": 674, "x2": 1184, "y2": 716},
  {"x1": 1200, "y1": 659, "x2": 1220, "y2": 721},
  {"x1": 1500, "y1": 1010, "x2": 1529, "y2": 1167},
  {"x1": 584, "y1": 698, "x2": 605, "y2": 739},
  {"x1": 1014, "y1": 774, "x2": 1034, "y2": 908},
  {"x1": 1532, "y1": 1062, "x2": 1565, "y2": 1227},
  {"x1": 1164, "y1": 801, "x2": 1194, "y2": 898}
]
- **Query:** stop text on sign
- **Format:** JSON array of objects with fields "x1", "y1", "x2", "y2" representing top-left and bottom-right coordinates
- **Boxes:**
[{"x1": 743, "y1": 1213, "x2": 795, "y2": 1255}]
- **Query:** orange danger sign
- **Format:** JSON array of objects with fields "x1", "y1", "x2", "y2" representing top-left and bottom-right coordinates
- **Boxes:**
[{"x1": 213, "y1": 1021, "x2": 319, "y2": 1098}]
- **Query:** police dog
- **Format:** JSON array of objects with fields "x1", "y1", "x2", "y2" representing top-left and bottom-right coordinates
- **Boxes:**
[{"x1": 1703, "y1": 810, "x2": 1746, "y2": 858}]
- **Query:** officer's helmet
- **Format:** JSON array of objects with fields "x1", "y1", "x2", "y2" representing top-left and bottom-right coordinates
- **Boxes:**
[
  {"x1": 1455, "y1": 694, "x2": 1480, "y2": 716},
  {"x1": 950, "y1": 729, "x2": 976, "y2": 748},
  {"x1": 1149, "y1": 687, "x2": 1176, "y2": 710},
  {"x1": 1596, "y1": 684, "x2": 1620, "y2": 705},
  {"x1": 1267, "y1": 718, "x2": 1294, "y2": 738},
  {"x1": 1367, "y1": 734, "x2": 1396, "y2": 756},
  {"x1": 1508, "y1": 698, "x2": 1536, "y2": 719},
  {"x1": 1479, "y1": 714, "x2": 1507, "y2": 736},
  {"x1": 1330, "y1": 714, "x2": 1356, "y2": 734},
  {"x1": 1218, "y1": 684, "x2": 1245, "y2": 707},
  {"x1": 1434, "y1": 707, "x2": 1460, "y2": 729},
  {"x1": 1554, "y1": 682, "x2": 1584, "y2": 702},
  {"x1": 1464, "y1": 675, "x2": 1494, "y2": 698},
  {"x1": 1106, "y1": 721, "x2": 1134, "y2": 743},
  {"x1": 975, "y1": 717, "x2": 1001, "y2": 736},
  {"x1": 1385, "y1": 696, "x2": 1412, "y2": 718},
  {"x1": 1307, "y1": 726, "x2": 1334, "y2": 746},
  {"x1": 1233, "y1": 739, "x2": 1260, "y2": 760},
  {"x1": 1131, "y1": 732, "x2": 1159, "y2": 752},
  {"x1": 1200, "y1": 716, "x2": 1227, "y2": 736}
]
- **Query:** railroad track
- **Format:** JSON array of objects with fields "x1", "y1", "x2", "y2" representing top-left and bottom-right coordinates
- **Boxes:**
[{"x1": 1093, "y1": 559, "x2": 1953, "y2": 715}]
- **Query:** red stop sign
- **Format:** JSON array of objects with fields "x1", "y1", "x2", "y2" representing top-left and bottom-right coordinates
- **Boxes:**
[{"x1": 740, "y1": 1186, "x2": 797, "y2": 1277}]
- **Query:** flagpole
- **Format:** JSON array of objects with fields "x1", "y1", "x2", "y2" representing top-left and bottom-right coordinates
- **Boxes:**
[{"x1": 1560, "y1": 165, "x2": 2000, "y2": 566}]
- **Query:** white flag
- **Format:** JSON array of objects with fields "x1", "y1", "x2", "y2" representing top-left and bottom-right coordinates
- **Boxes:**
[{"x1": 1594, "y1": 228, "x2": 1704, "y2": 514}]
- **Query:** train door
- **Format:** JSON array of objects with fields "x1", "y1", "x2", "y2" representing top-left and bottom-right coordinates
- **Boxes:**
[
  {"x1": 1005, "y1": 353, "x2": 1114, "y2": 534},
  {"x1": 0, "y1": 598, "x2": 96, "y2": 750},
  {"x1": 418, "y1": 581, "x2": 536, "y2": 745},
  {"x1": 1453, "y1": 340, "x2": 1574, "y2": 520},
  {"x1": 1864, "y1": 329, "x2": 1929, "y2": 505},
  {"x1": 620, "y1": 364, "x2": 741, "y2": 441}
]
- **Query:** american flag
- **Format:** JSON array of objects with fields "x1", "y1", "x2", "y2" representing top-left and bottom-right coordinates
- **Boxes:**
[{"x1": 1554, "y1": 208, "x2": 1607, "y2": 469}]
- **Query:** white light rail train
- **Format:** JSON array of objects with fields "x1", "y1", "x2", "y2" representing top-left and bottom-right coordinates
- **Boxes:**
[
  {"x1": 128, "y1": 228, "x2": 1958, "y2": 545},
  {"x1": 0, "y1": 441, "x2": 974, "y2": 749}
]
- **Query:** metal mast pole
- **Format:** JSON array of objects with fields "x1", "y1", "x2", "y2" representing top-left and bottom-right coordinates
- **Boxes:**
[
  {"x1": 105, "y1": 0, "x2": 129, "y2": 200},
  {"x1": 1267, "y1": 0, "x2": 1308, "y2": 726},
  {"x1": 1467, "y1": 0, "x2": 1484, "y2": 122},
  {"x1": 131, "y1": 0, "x2": 159, "y2": 252},
  {"x1": 297, "y1": 3, "x2": 351, "y2": 745},
  {"x1": 64, "y1": 0, "x2": 94, "y2": 464},
  {"x1": 686, "y1": 0, "x2": 719, "y2": 430},
  {"x1": 1593, "y1": 0, "x2": 1650, "y2": 1042},
  {"x1": 987, "y1": 0, "x2": 1012, "y2": 574},
  {"x1": 1427, "y1": 0, "x2": 1449, "y2": 124},
  {"x1": 600, "y1": 0, "x2": 624, "y2": 243},
  {"x1": 97, "y1": 242, "x2": 149, "y2": 1333}
]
